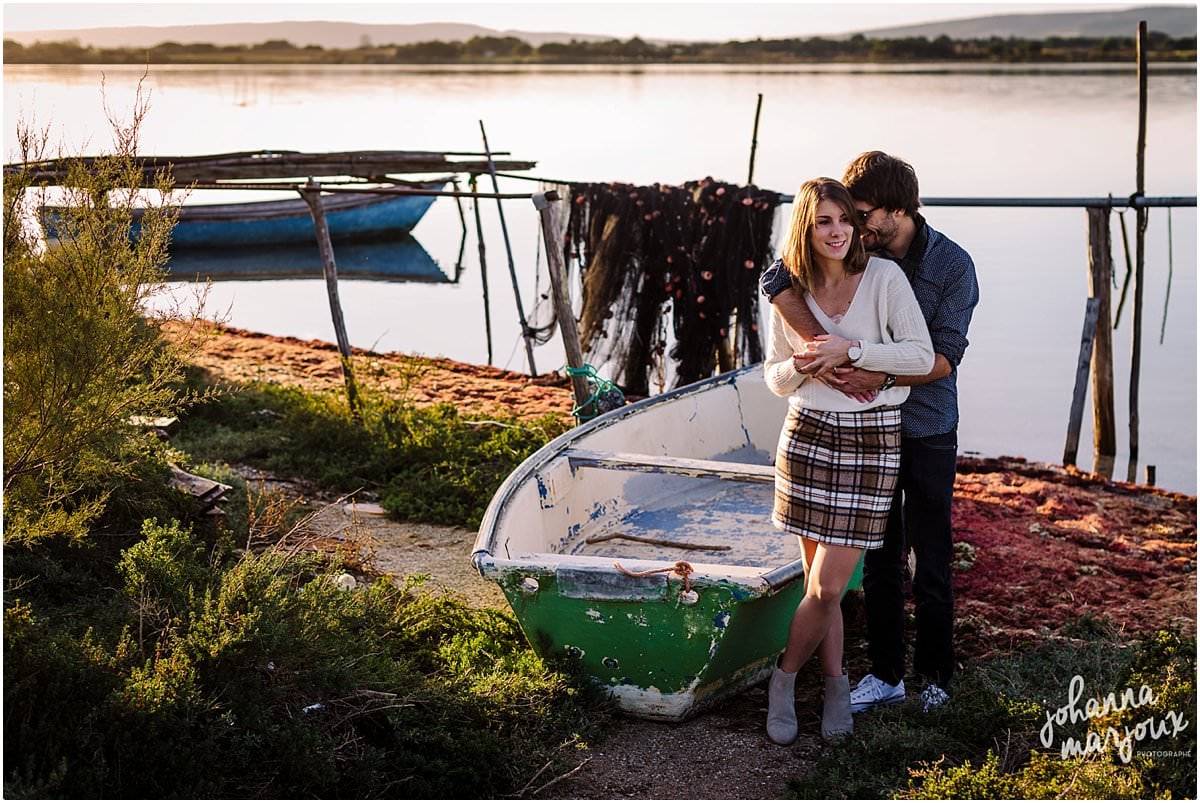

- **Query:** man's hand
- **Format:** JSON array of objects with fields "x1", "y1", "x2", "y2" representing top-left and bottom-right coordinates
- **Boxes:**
[
  {"x1": 832, "y1": 366, "x2": 887, "y2": 398},
  {"x1": 794, "y1": 355, "x2": 880, "y2": 403}
]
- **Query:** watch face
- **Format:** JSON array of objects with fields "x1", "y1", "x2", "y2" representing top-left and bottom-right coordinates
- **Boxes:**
[{"x1": 849, "y1": 346, "x2": 862, "y2": 361}]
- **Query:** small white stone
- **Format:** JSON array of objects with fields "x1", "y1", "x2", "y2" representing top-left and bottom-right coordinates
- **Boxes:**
[
  {"x1": 521, "y1": 576, "x2": 540, "y2": 594},
  {"x1": 334, "y1": 573, "x2": 357, "y2": 591},
  {"x1": 679, "y1": 589, "x2": 699, "y2": 605}
]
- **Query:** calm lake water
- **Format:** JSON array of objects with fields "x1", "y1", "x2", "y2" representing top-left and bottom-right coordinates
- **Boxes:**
[{"x1": 5, "y1": 63, "x2": 1196, "y2": 493}]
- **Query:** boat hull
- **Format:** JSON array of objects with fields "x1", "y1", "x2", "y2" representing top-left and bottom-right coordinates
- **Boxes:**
[
  {"x1": 41, "y1": 185, "x2": 442, "y2": 249},
  {"x1": 493, "y1": 561, "x2": 806, "y2": 721},
  {"x1": 473, "y1": 364, "x2": 865, "y2": 721},
  {"x1": 158, "y1": 188, "x2": 441, "y2": 247}
]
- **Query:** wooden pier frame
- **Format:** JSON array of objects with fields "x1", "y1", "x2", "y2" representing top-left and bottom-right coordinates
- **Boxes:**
[
  {"x1": 9, "y1": 146, "x2": 544, "y2": 398},
  {"x1": 9, "y1": 149, "x2": 537, "y2": 186}
]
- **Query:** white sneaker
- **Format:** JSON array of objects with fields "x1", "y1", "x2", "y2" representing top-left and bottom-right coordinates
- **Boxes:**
[
  {"x1": 921, "y1": 683, "x2": 950, "y2": 712},
  {"x1": 849, "y1": 673, "x2": 906, "y2": 714}
]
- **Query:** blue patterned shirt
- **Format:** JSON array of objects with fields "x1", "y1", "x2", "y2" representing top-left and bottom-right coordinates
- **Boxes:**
[{"x1": 759, "y1": 216, "x2": 979, "y2": 437}]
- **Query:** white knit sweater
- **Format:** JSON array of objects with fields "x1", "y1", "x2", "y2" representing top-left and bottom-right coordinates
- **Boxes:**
[{"x1": 764, "y1": 256, "x2": 934, "y2": 411}]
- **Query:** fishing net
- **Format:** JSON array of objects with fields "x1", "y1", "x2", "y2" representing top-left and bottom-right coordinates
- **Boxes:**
[{"x1": 565, "y1": 178, "x2": 780, "y2": 396}]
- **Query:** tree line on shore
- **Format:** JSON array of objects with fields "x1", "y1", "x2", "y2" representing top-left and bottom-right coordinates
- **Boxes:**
[{"x1": 4, "y1": 31, "x2": 1196, "y2": 65}]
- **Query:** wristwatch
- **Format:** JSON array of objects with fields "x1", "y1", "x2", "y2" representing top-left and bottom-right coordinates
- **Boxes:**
[
  {"x1": 847, "y1": 341, "x2": 863, "y2": 365},
  {"x1": 879, "y1": 374, "x2": 897, "y2": 391}
]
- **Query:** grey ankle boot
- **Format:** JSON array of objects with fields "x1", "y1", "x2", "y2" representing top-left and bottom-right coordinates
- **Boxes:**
[
  {"x1": 821, "y1": 674, "x2": 853, "y2": 742},
  {"x1": 766, "y1": 665, "x2": 798, "y2": 745}
]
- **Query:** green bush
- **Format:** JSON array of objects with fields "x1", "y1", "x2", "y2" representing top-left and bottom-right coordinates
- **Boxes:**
[
  {"x1": 908, "y1": 750, "x2": 1148, "y2": 799},
  {"x1": 3, "y1": 100, "x2": 204, "y2": 546},
  {"x1": 5, "y1": 519, "x2": 605, "y2": 798},
  {"x1": 1105, "y1": 631, "x2": 1197, "y2": 796}
]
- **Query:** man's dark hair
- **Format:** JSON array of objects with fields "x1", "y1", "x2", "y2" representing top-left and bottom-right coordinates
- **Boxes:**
[{"x1": 843, "y1": 151, "x2": 921, "y2": 217}]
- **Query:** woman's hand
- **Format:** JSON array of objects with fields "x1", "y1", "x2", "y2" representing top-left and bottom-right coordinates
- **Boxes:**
[{"x1": 796, "y1": 334, "x2": 853, "y2": 376}]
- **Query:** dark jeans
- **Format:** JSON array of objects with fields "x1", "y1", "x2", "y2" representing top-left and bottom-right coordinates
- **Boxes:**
[{"x1": 862, "y1": 429, "x2": 958, "y2": 689}]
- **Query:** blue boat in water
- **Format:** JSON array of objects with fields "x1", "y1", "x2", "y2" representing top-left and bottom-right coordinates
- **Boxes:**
[
  {"x1": 163, "y1": 232, "x2": 452, "y2": 283},
  {"x1": 41, "y1": 183, "x2": 444, "y2": 249},
  {"x1": 136, "y1": 184, "x2": 444, "y2": 248}
]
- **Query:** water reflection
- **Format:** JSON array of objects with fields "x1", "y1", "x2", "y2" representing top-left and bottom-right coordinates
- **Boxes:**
[{"x1": 164, "y1": 232, "x2": 458, "y2": 284}]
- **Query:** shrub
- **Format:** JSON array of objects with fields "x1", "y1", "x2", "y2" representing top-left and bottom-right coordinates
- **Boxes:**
[
  {"x1": 3, "y1": 90, "x2": 205, "y2": 545},
  {"x1": 907, "y1": 750, "x2": 1147, "y2": 799},
  {"x1": 5, "y1": 520, "x2": 605, "y2": 798}
]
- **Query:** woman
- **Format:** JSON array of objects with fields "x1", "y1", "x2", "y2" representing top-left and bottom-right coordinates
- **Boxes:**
[{"x1": 763, "y1": 178, "x2": 933, "y2": 745}]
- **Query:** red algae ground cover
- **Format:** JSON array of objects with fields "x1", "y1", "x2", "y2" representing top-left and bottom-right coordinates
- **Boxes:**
[{"x1": 952, "y1": 456, "x2": 1195, "y2": 660}]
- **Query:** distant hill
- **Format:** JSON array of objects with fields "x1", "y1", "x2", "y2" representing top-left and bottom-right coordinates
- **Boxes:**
[
  {"x1": 5, "y1": 6, "x2": 1195, "y2": 50},
  {"x1": 848, "y1": 5, "x2": 1196, "y2": 40},
  {"x1": 3, "y1": 21, "x2": 614, "y2": 49}
]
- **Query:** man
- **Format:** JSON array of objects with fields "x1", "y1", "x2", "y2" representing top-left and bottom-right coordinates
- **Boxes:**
[{"x1": 759, "y1": 151, "x2": 979, "y2": 711}]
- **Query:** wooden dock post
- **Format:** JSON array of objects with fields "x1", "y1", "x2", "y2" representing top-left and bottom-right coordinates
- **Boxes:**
[
  {"x1": 1063, "y1": 297, "x2": 1101, "y2": 468},
  {"x1": 469, "y1": 174, "x2": 495, "y2": 365},
  {"x1": 533, "y1": 190, "x2": 593, "y2": 421},
  {"x1": 1086, "y1": 206, "x2": 1117, "y2": 478},
  {"x1": 1127, "y1": 20, "x2": 1149, "y2": 483},
  {"x1": 480, "y1": 120, "x2": 538, "y2": 376},
  {"x1": 300, "y1": 179, "x2": 362, "y2": 418},
  {"x1": 747, "y1": 93, "x2": 763, "y2": 185}
]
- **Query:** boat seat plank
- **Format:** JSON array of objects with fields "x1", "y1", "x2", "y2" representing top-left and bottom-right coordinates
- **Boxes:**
[{"x1": 565, "y1": 449, "x2": 774, "y2": 484}]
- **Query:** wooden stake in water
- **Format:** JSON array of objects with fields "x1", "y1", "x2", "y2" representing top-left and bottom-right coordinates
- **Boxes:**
[
  {"x1": 1063, "y1": 297, "x2": 1100, "y2": 469},
  {"x1": 300, "y1": 179, "x2": 361, "y2": 418},
  {"x1": 747, "y1": 93, "x2": 763, "y2": 185},
  {"x1": 1127, "y1": 20, "x2": 1148, "y2": 483},
  {"x1": 470, "y1": 174, "x2": 495, "y2": 366},
  {"x1": 1086, "y1": 206, "x2": 1116, "y2": 479},
  {"x1": 480, "y1": 120, "x2": 538, "y2": 376}
]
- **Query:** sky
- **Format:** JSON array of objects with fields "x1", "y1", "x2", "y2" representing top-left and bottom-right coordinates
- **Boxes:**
[{"x1": 0, "y1": 0, "x2": 1162, "y2": 41}]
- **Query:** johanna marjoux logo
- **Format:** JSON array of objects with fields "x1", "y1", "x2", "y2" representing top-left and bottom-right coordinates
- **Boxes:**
[{"x1": 1040, "y1": 674, "x2": 1190, "y2": 763}]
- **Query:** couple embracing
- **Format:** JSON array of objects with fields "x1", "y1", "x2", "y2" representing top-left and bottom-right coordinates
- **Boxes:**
[{"x1": 761, "y1": 152, "x2": 980, "y2": 744}]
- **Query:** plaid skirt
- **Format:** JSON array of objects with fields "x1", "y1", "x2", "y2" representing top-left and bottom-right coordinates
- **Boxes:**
[{"x1": 772, "y1": 406, "x2": 902, "y2": 550}]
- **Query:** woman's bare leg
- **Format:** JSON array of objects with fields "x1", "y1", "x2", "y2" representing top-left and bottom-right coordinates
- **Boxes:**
[{"x1": 778, "y1": 541, "x2": 862, "y2": 674}]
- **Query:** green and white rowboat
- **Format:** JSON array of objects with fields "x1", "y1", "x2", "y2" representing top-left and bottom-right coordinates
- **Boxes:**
[{"x1": 471, "y1": 363, "x2": 864, "y2": 722}]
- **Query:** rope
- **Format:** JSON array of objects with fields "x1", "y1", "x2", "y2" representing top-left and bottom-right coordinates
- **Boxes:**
[
  {"x1": 613, "y1": 560, "x2": 694, "y2": 593},
  {"x1": 566, "y1": 363, "x2": 626, "y2": 418}
]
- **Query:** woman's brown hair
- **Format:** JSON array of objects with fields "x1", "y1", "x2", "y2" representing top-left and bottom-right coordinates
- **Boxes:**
[{"x1": 779, "y1": 178, "x2": 867, "y2": 293}]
